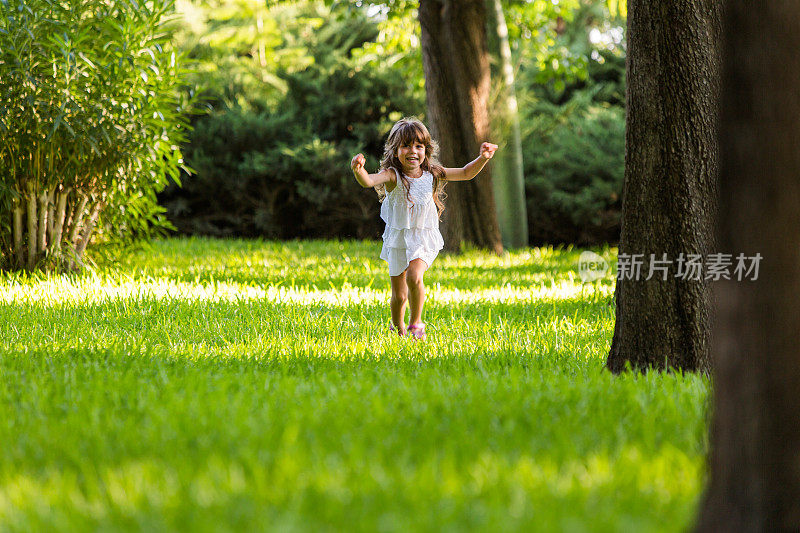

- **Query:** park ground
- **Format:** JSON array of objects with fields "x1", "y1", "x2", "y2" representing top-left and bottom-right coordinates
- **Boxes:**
[{"x1": 0, "y1": 238, "x2": 708, "y2": 532}]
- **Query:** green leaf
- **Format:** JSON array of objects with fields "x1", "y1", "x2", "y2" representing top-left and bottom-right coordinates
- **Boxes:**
[{"x1": 77, "y1": 52, "x2": 96, "y2": 69}]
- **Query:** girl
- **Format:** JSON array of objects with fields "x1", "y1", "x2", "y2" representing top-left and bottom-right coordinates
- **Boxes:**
[{"x1": 351, "y1": 117, "x2": 497, "y2": 339}]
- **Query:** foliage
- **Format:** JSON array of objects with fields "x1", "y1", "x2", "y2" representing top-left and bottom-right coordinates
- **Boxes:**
[
  {"x1": 0, "y1": 0, "x2": 194, "y2": 271},
  {"x1": 521, "y1": 50, "x2": 626, "y2": 245},
  {"x1": 160, "y1": 0, "x2": 627, "y2": 245},
  {"x1": 524, "y1": 99, "x2": 624, "y2": 245},
  {"x1": 505, "y1": 0, "x2": 626, "y2": 95},
  {"x1": 0, "y1": 238, "x2": 708, "y2": 530},
  {"x1": 174, "y1": 0, "x2": 305, "y2": 111},
  {"x1": 161, "y1": 1, "x2": 425, "y2": 238}
]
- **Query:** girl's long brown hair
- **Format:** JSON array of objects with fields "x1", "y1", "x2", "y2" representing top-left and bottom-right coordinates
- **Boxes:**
[{"x1": 375, "y1": 117, "x2": 447, "y2": 218}]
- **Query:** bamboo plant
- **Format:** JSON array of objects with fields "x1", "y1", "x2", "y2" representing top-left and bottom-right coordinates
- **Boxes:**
[{"x1": 0, "y1": 0, "x2": 193, "y2": 271}]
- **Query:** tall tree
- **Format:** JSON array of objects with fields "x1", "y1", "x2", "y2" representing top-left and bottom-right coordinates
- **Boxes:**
[
  {"x1": 486, "y1": 0, "x2": 528, "y2": 249},
  {"x1": 418, "y1": 0, "x2": 503, "y2": 254},
  {"x1": 606, "y1": 1, "x2": 721, "y2": 373},
  {"x1": 696, "y1": 1, "x2": 800, "y2": 529}
]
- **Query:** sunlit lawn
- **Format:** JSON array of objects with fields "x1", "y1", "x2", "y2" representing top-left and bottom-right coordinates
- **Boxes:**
[{"x1": 0, "y1": 238, "x2": 708, "y2": 532}]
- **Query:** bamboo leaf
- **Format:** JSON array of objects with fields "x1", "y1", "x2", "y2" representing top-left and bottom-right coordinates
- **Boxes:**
[
  {"x1": 46, "y1": 100, "x2": 68, "y2": 140},
  {"x1": 77, "y1": 52, "x2": 95, "y2": 69}
]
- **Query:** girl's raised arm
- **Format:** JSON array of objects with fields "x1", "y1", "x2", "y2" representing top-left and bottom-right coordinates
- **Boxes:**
[
  {"x1": 444, "y1": 142, "x2": 499, "y2": 181},
  {"x1": 351, "y1": 154, "x2": 395, "y2": 188}
]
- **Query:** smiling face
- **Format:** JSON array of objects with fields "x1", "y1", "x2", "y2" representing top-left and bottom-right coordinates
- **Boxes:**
[
  {"x1": 382, "y1": 118, "x2": 439, "y2": 180},
  {"x1": 397, "y1": 140, "x2": 426, "y2": 176}
]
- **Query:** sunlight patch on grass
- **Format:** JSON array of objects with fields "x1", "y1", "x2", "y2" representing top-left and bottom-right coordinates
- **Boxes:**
[{"x1": 0, "y1": 277, "x2": 613, "y2": 307}]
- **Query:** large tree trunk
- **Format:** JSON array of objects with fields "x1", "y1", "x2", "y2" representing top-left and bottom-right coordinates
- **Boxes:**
[
  {"x1": 486, "y1": 0, "x2": 528, "y2": 250},
  {"x1": 418, "y1": 0, "x2": 503, "y2": 254},
  {"x1": 607, "y1": 0, "x2": 721, "y2": 373},
  {"x1": 695, "y1": 1, "x2": 800, "y2": 529}
]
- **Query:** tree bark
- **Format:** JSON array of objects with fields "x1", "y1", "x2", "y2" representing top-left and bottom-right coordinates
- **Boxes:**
[
  {"x1": 26, "y1": 182, "x2": 37, "y2": 270},
  {"x1": 12, "y1": 198, "x2": 23, "y2": 267},
  {"x1": 51, "y1": 188, "x2": 71, "y2": 252},
  {"x1": 66, "y1": 194, "x2": 89, "y2": 247},
  {"x1": 695, "y1": 1, "x2": 800, "y2": 529},
  {"x1": 486, "y1": 0, "x2": 528, "y2": 249},
  {"x1": 74, "y1": 200, "x2": 103, "y2": 261},
  {"x1": 607, "y1": 0, "x2": 721, "y2": 373},
  {"x1": 37, "y1": 190, "x2": 48, "y2": 253},
  {"x1": 418, "y1": 0, "x2": 503, "y2": 254},
  {"x1": 46, "y1": 187, "x2": 56, "y2": 242}
]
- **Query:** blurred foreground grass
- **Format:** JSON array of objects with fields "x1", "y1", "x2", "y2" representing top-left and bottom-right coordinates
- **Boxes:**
[{"x1": 0, "y1": 238, "x2": 708, "y2": 532}]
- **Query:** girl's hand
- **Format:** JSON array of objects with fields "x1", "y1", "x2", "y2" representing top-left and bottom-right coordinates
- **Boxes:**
[
  {"x1": 480, "y1": 142, "x2": 498, "y2": 159},
  {"x1": 351, "y1": 153, "x2": 366, "y2": 173}
]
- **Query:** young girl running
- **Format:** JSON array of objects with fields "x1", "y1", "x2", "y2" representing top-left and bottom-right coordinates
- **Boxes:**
[{"x1": 350, "y1": 117, "x2": 498, "y2": 339}]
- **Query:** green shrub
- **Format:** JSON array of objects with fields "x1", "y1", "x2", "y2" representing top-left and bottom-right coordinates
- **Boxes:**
[
  {"x1": 163, "y1": 2, "x2": 626, "y2": 246},
  {"x1": 0, "y1": 0, "x2": 193, "y2": 271},
  {"x1": 523, "y1": 99, "x2": 624, "y2": 245},
  {"x1": 521, "y1": 51, "x2": 626, "y2": 245},
  {"x1": 160, "y1": 2, "x2": 424, "y2": 239}
]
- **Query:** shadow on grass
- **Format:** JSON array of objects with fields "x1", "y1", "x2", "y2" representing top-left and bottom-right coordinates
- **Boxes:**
[{"x1": 0, "y1": 344, "x2": 708, "y2": 533}]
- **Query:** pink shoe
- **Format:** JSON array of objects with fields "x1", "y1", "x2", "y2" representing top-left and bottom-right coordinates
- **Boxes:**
[
  {"x1": 407, "y1": 323, "x2": 426, "y2": 340},
  {"x1": 389, "y1": 324, "x2": 406, "y2": 337}
]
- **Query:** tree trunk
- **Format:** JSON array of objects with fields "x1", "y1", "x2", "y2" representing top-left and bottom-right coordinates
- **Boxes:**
[
  {"x1": 74, "y1": 200, "x2": 103, "y2": 263},
  {"x1": 486, "y1": 0, "x2": 528, "y2": 249},
  {"x1": 695, "y1": 1, "x2": 800, "y2": 529},
  {"x1": 26, "y1": 182, "x2": 37, "y2": 270},
  {"x1": 66, "y1": 194, "x2": 89, "y2": 247},
  {"x1": 12, "y1": 198, "x2": 23, "y2": 267},
  {"x1": 51, "y1": 187, "x2": 71, "y2": 252},
  {"x1": 37, "y1": 190, "x2": 48, "y2": 253},
  {"x1": 46, "y1": 187, "x2": 56, "y2": 242},
  {"x1": 606, "y1": 0, "x2": 721, "y2": 373},
  {"x1": 418, "y1": 0, "x2": 503, "y2": 254}
]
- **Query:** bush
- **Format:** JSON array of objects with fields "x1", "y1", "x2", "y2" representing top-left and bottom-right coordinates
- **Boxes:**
[
  {"x1": 0, "y1": 0, "x2": 193, "y2": 271},
  {"x1": 163, "y1": 2, "x2": 626, "y2": 247},
  {"x1": 160, "y1": 2, "x2": 425, "y2": 240},
  {"x1": 523, "y1": 100, "x2": 624, "y2": 245},
  {"x1": 520, "y1": 51, "x2": 626, "y2": 246}
]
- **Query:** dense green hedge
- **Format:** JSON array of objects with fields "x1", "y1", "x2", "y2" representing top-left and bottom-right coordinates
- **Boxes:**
[
  {"x1": 160, "y1": 2, "x2": 423, "y2": 239},
  {"x1": 161, "y1": 2, "x2": 626, "y2": 246},
  {"x1": 522, "y1": 51, "x2": 626, "y2": 245}
]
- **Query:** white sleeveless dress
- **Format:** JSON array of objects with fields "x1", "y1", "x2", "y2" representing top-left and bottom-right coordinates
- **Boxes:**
[{"x1": 380, "y1": 168, "x2": 445, "y2": 276}]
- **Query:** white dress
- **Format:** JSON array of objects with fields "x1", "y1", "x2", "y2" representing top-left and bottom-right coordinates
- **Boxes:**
[{"x1": 380, "y1": 168, "x2": 445, "y2": 276}]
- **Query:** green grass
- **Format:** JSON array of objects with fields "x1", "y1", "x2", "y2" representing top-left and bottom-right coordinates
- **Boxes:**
[{"x1": 0, "y1": 238, "x2": 709, "y2": 532}]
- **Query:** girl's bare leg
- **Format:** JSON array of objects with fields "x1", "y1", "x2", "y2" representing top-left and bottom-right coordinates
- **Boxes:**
[
  {"x1": 406, "y1": 258, "x2": 428, "y2": 326},
  {"x1": 390, "y1": 272, "x2": 408, "y2": 334}
]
